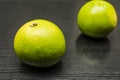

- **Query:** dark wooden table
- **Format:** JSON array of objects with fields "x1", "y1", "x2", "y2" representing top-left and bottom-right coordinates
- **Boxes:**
[{"x1": 0, "y1": 0, "x2": 120, "y2": 79}]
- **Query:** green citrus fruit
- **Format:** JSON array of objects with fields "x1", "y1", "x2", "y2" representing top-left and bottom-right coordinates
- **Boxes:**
[
  {"x1": 77, "y1": 0, "x2": 117, "y2": 38},
  {"x1": 14, "y1": 19, "x2": 66, "y2": 67}
]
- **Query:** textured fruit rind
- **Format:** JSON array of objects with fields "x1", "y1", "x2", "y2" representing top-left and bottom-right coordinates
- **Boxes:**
[{"x1": 14, "y1": 19, "x2": 66, "y2": 67}]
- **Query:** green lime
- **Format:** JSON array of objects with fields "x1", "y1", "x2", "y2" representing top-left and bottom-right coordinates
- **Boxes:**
[
  {"x1": 77, "y1": 0, "x2": 117, "y2": 38},
  {"x1": 14, "y1": 19, "x2": 66, "y2": 67}
]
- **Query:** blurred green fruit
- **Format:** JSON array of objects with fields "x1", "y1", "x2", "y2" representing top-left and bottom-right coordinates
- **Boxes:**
[{"x1": 77, "y1": 0, "x2": 117, "y2": 38}]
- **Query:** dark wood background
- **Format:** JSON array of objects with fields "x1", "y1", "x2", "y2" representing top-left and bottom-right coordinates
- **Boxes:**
[{"x1": 0, "y1": 0, "x2": 120, "y2": 79}]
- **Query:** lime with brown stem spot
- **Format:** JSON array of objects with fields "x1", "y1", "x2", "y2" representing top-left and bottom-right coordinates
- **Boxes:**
[{"x1": 14, "y1": 19, "x2": 66, "y2": 67}]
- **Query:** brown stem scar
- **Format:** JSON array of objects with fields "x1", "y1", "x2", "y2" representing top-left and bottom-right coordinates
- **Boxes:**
[{"x1": 30, "y1": 23, "x2": 38, "y2": 27}]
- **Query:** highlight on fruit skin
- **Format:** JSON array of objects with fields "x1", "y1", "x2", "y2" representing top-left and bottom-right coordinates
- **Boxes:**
[
  {"x1": 91, "y1": 0, "x2": 104, "y2": 1},
  {"x1": 14, "y1": 19, "x2": 66, "y2": 67},
  {"x1": 77, "y1": 0, "x2": 117, "y2": 38}
]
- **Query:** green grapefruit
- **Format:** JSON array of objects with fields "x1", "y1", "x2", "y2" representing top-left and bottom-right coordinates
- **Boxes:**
[
  {"x1": 14, "y1": 19, "x2": 66, "y2": 67},
  {"x1": 77, "y1": 0, "x2": 117, "y2": 38}
]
